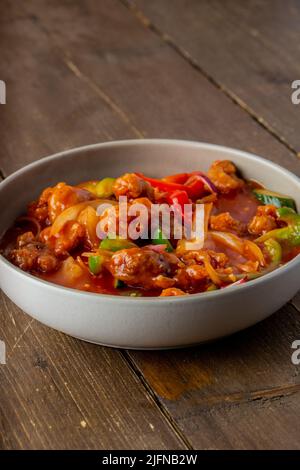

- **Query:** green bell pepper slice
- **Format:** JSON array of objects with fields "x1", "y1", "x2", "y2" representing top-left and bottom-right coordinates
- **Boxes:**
[
  {"x1": 88, "y1": 254, "x2": 105, "y2": 275},
  {"x1": 264, "y1": 238, "x2": 282, "y2": 263},
  {"x1": 152, "y1": 227, "x2": 173, "y2": 252},
  {"x1": 100, "y1": 236, "x2": 137, "y2": 252},
  {"x1": 95, "y1": 177, "x2": 116, "y2": 198}
]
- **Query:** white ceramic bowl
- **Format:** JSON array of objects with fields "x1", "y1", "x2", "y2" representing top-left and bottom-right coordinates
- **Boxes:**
[{"x1": 0, "y1": 140, "x2": 299, "y2": 349}]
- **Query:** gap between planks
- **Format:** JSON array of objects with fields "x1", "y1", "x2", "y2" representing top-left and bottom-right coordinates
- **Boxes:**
[
  {"x1": 123, "y1": 350, "x2": 300, "y2": 410},
  {"x1": 121, "y1": 0, "x2": 300, "y2": 159},
  {"x1": 120, "y1": 350, "x2": 193, "y2": 450},
  {"x1": 63, "y1": 58, "x2": 145, "y2": 139},
  {"x1": 122, "y1": 302, "x2": 300, "y2": 413}
]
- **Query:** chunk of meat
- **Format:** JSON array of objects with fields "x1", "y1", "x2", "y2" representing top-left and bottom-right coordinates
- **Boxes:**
[
  {"x1": 208, "y1": 160, "x2": 244, "y2": 194},
  {"x1": 113, "y1": 173, "x2": 154, "y2": 200},
  {"x1": 9, "y1": 236, "x2": 59, "y2": 273},
  {"x1": 16, "y1": 231, "x2": 36, "y2": 247},
  {"x1": 175, "y1": 264, "x2": 208, "y2": 291},
  {"x1": 210, "y1": 212, "x2": 246, "y2": 235},
  {"x1": 47, "y1": 183, "x2": 94, "y2": 223},
  {"x1": 256, "y1": 204, "x2": 277, "y2": 217},
  {"x1": 107, "y1": 247, "x2": 178, "y2": 290},
  {"x1": 27, "y1": 187, "x2": 53, "y2": 225},
  {"x1": 248, "y1": 205, "x2": 277, "y2": 236},
  {"x1": 160, "y1": 287, "x2": 188, "y2": 296},
  {"x1": 40, "y1": 221, "x2": 85, "y2": 256},
  {"x1": 180, "y1": 249, "x2": 229, "y2": 269},
  {"x1": 28, "y1": 183, "x2": 94, "y2": 226}
]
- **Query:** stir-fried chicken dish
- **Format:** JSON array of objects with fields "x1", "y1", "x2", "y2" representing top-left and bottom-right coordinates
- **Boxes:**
[{"x1": 1, "y1": 160, "x2": 299, "y2": 296}]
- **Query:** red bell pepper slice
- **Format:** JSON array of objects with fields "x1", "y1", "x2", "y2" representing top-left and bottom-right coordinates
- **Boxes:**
[
  {"x1": 167, "y1": 189, "x2": 190, "y2": 211},
  {"x1": 136, "y1": 173, "x2": 190, "y2": 193},
  {"x1": 184, "y1": 174, "x2": 205, "y2": 199},
  {"x1": 136, "y1": 173, "x2": 205, "y2": 199},
  {"x1": 162, "y1": 173, "x2": 189, "y2": 184},
  {"x1": 168, "y1": 189, "x2": 190, "y2": 222}
]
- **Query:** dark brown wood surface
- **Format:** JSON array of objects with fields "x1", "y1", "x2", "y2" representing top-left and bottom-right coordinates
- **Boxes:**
[
  {"x1": 133, "y1": 0, "x2": 300, "y2": 155},
  {"x1": 0, "y1": 0, "x2": 299, "y2": 450}
]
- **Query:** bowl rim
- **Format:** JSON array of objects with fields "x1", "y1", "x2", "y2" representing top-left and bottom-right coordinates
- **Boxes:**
[{"x1": 0, "y1": 138, "x2": 299, "y2": 304}]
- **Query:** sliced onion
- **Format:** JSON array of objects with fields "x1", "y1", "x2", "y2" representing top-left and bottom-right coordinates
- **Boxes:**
[
  {"x1": 210, "y1": 231, "x2": 265, "y2": 266},
  {"x1": 60, "y1": 256, "x2": 84, "y2": 281},
  {"x1": 50, "y1": 199, "x2": 116, "y2": 236},
  {"x1": 202, "y1": 254, "x2": 222, "y2": 285},
  {"x1": 77, "y1": 205, "x2": 99, "y2": 249},
  {"x1": 197, "y1": 174, "x2": 218, "y2": 194},
  {"x1": 210, "y1": 231, "x2": 244, "y2": 253},
  {"x1": 244, "y1": 240, "x2": 265, "y2": 266}
]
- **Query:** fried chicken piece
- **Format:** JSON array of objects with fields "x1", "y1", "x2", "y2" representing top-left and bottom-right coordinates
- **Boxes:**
[
  {"x1": 180, "y1": 249, "x2": 229, "y2": 269},
  {"x1": 107, "y1": 247, "x2": 178, "y2": 290},
  {"x1": 27, "y1": 187, "x2": 53, "y2": 225},
  {"x1": 175, "y1": 264, "x2": 208, "y2": 291},
  {"x1": 9, "y1": 235, "x2": 59, "y2": 273},
  {"x1": 28, "y1": 182, "x2": 94, "y2": 226},
  {"x1": 113, "y1": 173, "x2": 154, "y2": 200},
  {"x1": 208, "y1": 160, "x2": 244, "y2": 194},
  {"x1": 210, "y1": 212, "x2": 246, "y2": 235},
  {"x1": 248, "y1": 205, "x2": 277, "y2": 236},
  {"x1": 16, "y1": 231, "x2": 36, "y2": 247}
]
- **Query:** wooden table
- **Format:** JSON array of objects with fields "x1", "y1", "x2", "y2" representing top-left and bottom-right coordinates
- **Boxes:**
[{"x1": 1, "y1": 0, "x2": 300, "y2": 450}]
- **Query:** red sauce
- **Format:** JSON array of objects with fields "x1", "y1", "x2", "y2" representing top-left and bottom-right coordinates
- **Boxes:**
[{"x1": 214, "y1": 187, "x2": 259, "y2": 223}]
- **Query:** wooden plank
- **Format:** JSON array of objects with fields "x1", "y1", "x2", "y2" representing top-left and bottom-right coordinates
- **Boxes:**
[
  {"x1": 133, "y1": 0, "x2": 300, "y2": 154},
  {"x1": 15, "y1": 0, "x2": 300, "y2": 177},
  {"x1": 0, "y1": 0, "x2": 137, "y2": 175},
  {"x1": 174, "y1": 393, "x2": 300, "y2": 450},
  {"x1": 128, "y1": 303, "x2": 300, "y2": 449},
  {"x1": 0, "y1": 293, "x2": 184, "y2": 449}
]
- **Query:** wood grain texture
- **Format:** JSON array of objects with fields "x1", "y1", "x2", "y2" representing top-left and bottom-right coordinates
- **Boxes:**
[
  {"x1": 0, "y1": 0, "x2": 300, "y2": 450},
  {"x1": 0, "y1": 293, "x2": 184, "y2": 450},
  {"x1": 133, "y1": 0, "x2": 300, "y2": 155},
  {"x1": 129, "y1": 304, "x2": 300, "y2": 449},
  {"x1": 11, "y1": 0, "x2": 300, "y2": 177},
  {"x1": 0, "y1": 0, "x2": 136, "y2": 175}
]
